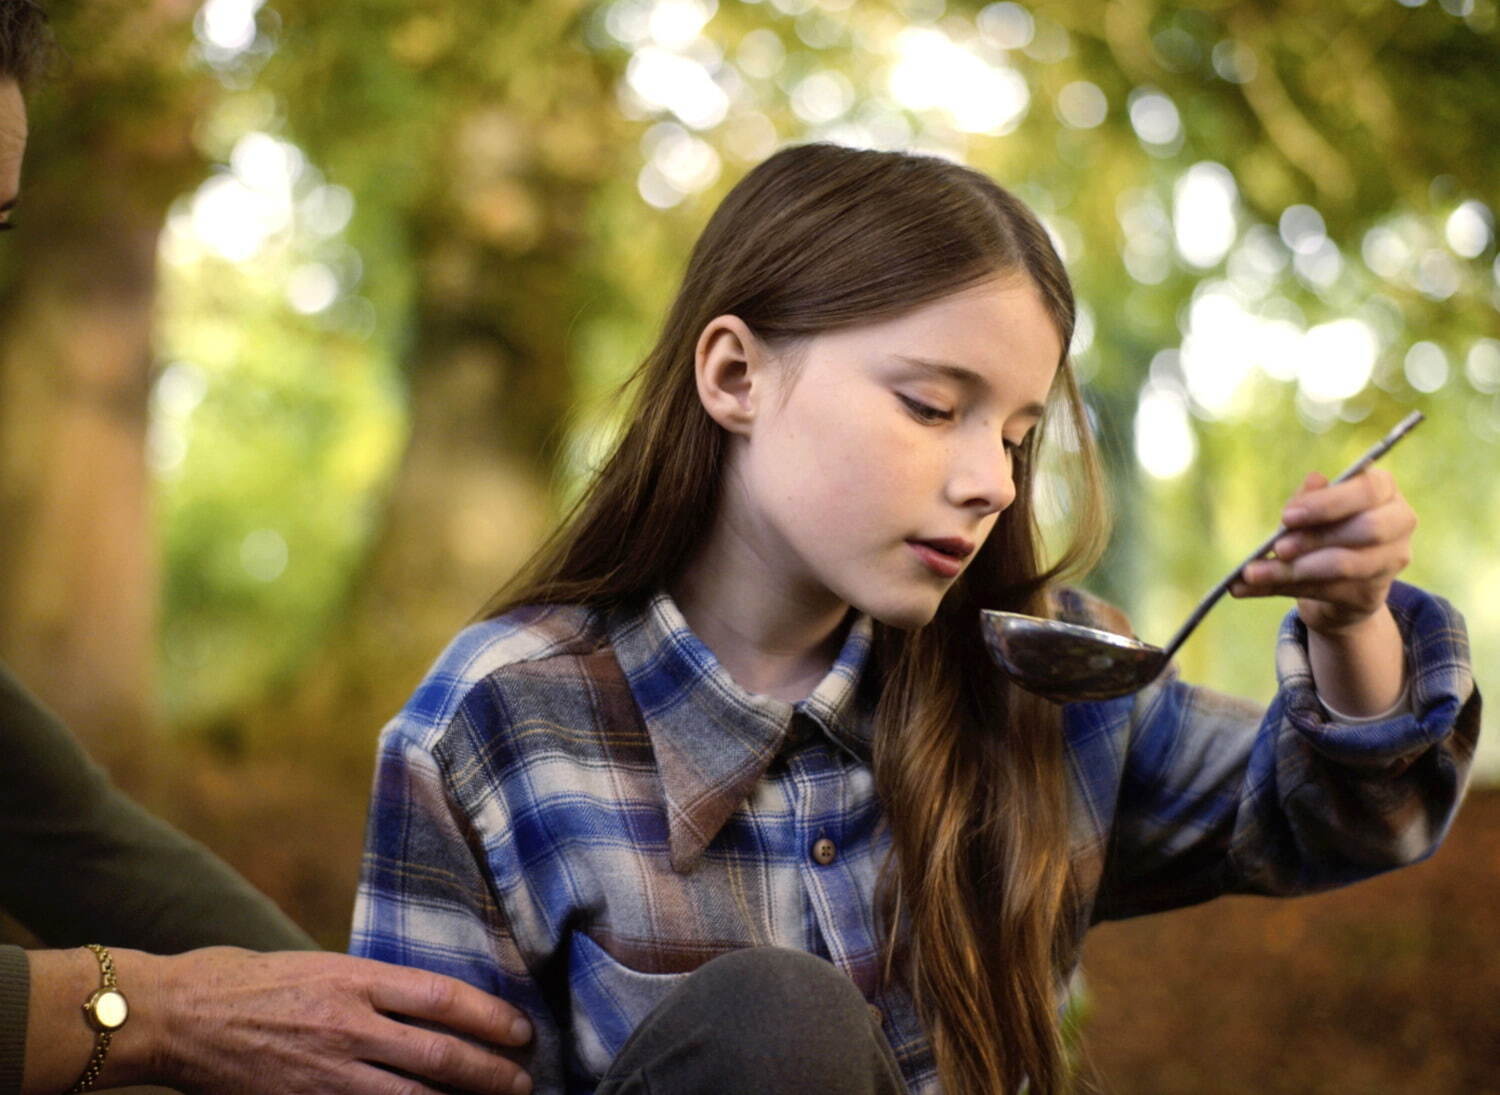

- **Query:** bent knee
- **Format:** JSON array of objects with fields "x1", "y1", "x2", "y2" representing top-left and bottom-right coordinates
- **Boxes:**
[
  {"x1": 687, "y1": 946, "x2": 869, "y2": 1024},
  {"x1": 602, "y1": 947, "x2": 902, "y2": 1095}
]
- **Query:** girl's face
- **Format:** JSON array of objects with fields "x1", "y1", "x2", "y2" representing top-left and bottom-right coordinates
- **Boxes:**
[{"x1": 722, "y1": 275, "x2": 1062, "y2": 630}]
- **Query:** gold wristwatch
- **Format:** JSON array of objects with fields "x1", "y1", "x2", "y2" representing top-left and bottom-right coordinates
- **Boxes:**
[{"x1": 68, "y1": 944, "x2": 128, "y2": 1093}]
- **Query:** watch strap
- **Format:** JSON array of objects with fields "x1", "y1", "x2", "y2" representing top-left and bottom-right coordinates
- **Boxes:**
[{"x1": 67, "y1": 945, "x2": 122, "y2": 1094}]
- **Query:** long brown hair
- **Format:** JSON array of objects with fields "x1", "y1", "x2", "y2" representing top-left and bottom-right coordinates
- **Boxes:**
[{"x1": 486, "y1": 142, "x2": 1109, "y2": 1094}]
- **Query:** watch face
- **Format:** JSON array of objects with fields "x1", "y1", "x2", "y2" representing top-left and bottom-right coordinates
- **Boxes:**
[{"x1": 90, "y1": 988, "x2": 129, "y2": 1030}]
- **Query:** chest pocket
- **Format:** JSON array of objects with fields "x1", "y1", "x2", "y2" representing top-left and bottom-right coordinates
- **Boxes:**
[{"x1": 566, "y1": 929, "x2": 696, "y2": 1080}]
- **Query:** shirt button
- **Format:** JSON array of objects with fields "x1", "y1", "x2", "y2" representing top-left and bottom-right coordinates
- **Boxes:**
[
  {"x1": 868, "y1": 1004, "x2": 884, "y2": 1027},
  {"x1": 811, "y1": 837, "x2": 837, "y2": 865}
]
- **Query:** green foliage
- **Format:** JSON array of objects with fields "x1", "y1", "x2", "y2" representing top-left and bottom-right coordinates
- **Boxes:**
[
  {"x1": 142, "y1": 0, "x2": 1497, "y2": 770},
  {"x1": 154, "y1": 232, "x2": 403, "y2": 725}
]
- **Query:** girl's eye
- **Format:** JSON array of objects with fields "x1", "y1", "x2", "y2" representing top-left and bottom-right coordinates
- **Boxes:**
[{"x1": 898, "y1": 394, "x2": 953, "y2": 424}]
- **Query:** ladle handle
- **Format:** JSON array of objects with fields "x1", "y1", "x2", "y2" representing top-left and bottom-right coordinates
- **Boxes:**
[{"x1": 1158, "y1": 410, "x2": 1426, "y2": 663}]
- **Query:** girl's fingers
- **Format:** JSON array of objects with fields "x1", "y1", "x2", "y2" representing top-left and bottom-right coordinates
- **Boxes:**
[
  {"x1": 1271, "y1": 501, "x2": 1416, "y2": 561},
  {"x1": 1243, "y1": 547, "x2": 1400, "y2": 587},
  {"x1": 1281, "y1": 467, "x2": 1397, "y2": 529},
  {"x1": 1293, "y1": 470, "x2": 1329, "y2": 500},
  {"x1": 1231, "y1": 576, "x2": 1388, "y2": 604},
  {"x1": 1233, "y1": 468, "x2": 1415, "y2": 628},
  {"x1": 1229, "y1": 577, "x2": 1394, "y2": 634}
]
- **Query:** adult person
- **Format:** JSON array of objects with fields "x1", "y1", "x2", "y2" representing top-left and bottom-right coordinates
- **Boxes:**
[{"x1": 0, "y1": 5, "x2": 533, "y2": 1093}]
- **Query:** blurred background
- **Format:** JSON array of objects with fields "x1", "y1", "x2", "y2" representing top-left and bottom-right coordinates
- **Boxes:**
[{"x1": 1, "y1": 0, "x2": 1496, "y2": 1090}]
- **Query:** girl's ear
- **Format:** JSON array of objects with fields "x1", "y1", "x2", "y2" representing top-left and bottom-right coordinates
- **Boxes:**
[{"x1": 694, "y1": 314, "x2": 766, "y2": 437}]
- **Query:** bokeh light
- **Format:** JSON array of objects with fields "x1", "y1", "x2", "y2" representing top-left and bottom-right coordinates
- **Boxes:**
[
  {"x1": 1056, "y1": 80, "x2": 1108, "y2": 129},
  {"x1": 888, "y1": 27, "x2": 1030, "y2": 135},
  {"x1": 1297, "y1": 318, "x2": 1378, "y2": 404},
  {"x1": 1135, "y1": 382, "x2": 1197, "y2": 479},
  {"x1": 1173, "y1": 162, "x2": 1238, "y2": 269},
  {"x1": 1128, "y1": 88, "x2": 1182, "y2": 149},
  {"x1": 1404, "y1": 341, "x2": 1450, "y2": 393}
]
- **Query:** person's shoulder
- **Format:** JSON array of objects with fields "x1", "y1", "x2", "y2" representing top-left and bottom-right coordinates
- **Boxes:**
[
  {"x1": 383, "y1": 602, "x2": 611, "y2": 751},
  {"x1": 450, "y1": 601, "x2": 609, "y2": 675},
  {"x1": 1046, "y1": 585, "x2": 1136, "y2": 639}
]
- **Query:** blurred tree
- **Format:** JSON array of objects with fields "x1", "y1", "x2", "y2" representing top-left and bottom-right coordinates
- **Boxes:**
[
  {"x1": 214, "y1": 1, "x2": 642, "y2": 767},
  {"x1": 0, "y1": 0, "x2": 207, "y2": 779},
  {"x1": 5, "y1": 0, "x2": 1495, "y2": 786}
]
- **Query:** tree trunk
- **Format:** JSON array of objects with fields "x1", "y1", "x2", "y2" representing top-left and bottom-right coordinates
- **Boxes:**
[
  {"x1": 237, "y1": 324, "x2": 558, "y2": 775},
  {"x1": 0, "y1": 0, "x2": 203, "y2": 782},
  {"x1": 0, "y1": 220, "x2": 161, "y2": 780}
]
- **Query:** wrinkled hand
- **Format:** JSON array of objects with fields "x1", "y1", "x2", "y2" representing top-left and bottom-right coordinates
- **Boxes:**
[
  {"x1": 143, "y1": 948, "x2": 533, "y2": 1095},
  {"x1": 1230, "y1": 467, "x2": 1416, "y2": 636}
]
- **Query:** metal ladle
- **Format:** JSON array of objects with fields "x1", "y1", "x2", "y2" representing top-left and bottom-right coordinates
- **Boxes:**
[{"x1": 980, "y1": 410, "x2": 1425, "y2": 703}]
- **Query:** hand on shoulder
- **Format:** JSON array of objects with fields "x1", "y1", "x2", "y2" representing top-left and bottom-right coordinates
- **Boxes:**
[{"x1": 27, "y1": 946, "x2": 533, "y2": 1095}]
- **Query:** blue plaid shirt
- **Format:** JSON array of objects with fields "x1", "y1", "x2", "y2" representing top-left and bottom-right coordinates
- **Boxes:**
[{"x1": 352, "y1": 581, "x2": 1479, "y2": 1093}]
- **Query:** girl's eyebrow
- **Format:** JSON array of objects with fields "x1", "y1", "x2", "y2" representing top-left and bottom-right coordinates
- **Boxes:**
[{"x1": 890, "y1": 354, "x2": 1046, "y2": 418}]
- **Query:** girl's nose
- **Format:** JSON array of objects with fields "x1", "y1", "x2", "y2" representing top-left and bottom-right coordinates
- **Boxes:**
[{"x1": 946, "y1": 435, "x2": 1015, "y2": 516}]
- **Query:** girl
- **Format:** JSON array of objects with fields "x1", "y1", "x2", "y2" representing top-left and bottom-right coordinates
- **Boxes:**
[{"x1": 352, "y1": 143, "x2": 1478, "y2": 1095}]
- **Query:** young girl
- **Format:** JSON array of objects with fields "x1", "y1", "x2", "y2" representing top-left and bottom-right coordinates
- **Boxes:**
[{"x1": 351, "y1": 143, "x2": 1478, "y2": 1095}]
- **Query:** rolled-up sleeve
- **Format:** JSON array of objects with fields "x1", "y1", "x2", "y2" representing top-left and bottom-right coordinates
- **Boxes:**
[{"x1": 1093, "y1": 580, "x2": 1480, "y2": 921}]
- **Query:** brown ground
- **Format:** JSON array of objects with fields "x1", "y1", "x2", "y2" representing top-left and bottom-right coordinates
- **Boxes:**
[{"x1": 1077, "y1": 785, "x2": 1500, "y2": 1095}]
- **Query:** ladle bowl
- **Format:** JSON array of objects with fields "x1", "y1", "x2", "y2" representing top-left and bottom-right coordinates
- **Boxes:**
[{"x1": 980, "y1": 411, "x2": 1425, "y2": 704}]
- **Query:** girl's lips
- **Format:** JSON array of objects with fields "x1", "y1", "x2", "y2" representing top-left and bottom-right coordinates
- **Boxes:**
[
  {"x1": 919, "y1": 536, "x2": 974, "y2": 558},
  {"x1": 908, "y1": 540, "x2": 964, "y2": 578}
]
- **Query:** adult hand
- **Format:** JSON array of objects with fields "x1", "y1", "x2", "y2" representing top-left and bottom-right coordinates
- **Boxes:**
[{"x1": 106, "y1": 947, "x2": 533, "y2": 1094}]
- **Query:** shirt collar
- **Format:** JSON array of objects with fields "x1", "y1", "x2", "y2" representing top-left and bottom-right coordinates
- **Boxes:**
[{"x1": 608, "y1": 589, "x2": 875, "y2": 873}]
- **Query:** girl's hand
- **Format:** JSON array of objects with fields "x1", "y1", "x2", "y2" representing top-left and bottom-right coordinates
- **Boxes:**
[{"x1": 1229, "y1": 467, "x2": 1416, "y2": 637}]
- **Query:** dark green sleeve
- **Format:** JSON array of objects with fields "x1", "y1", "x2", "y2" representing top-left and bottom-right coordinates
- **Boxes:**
[
  {"x1": 0, "y1": 945, "x2": 26, "y2": 1095},
  {"x1": 0, "y1": 663, "x2": 315, "y2": 954}
]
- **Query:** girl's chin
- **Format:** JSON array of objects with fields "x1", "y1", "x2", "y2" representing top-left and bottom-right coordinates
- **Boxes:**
[{"x1": 857, "y1": 592, "x2": 945, "y2": 631}]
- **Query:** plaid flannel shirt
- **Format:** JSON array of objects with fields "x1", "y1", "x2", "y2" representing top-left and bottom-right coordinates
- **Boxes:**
[{"x1": 352, "y1": 580, "x2": 1479, "y2": 1093}]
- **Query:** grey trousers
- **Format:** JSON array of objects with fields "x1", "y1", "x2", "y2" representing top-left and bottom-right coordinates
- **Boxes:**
[{"x1": 596, "y1": 946, "x2": 906, "y2": 1094}]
